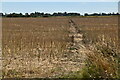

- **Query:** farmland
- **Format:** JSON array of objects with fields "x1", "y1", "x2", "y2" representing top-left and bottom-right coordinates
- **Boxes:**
[{"x1": 2, "y1": 16, "x2": 119, "y2": 78}]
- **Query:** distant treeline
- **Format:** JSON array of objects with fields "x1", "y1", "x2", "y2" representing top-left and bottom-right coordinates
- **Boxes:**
[{"x1": 0, "y1": 12, "x2": 119, "y2": 17}]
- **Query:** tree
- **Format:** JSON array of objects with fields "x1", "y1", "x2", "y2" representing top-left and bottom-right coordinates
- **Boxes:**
[
  {"x1": 25, "y1": 13, "x2": 29, "y2": 17},
  {"x1": 84, "y1": 13, "x2": 88, "y2": 16},
  {"x1": 0, "y1": 13, "x2": 4, "y2": 17},
  {"x1": 101, "y1": 13, "x2": 107, "y2": 16},
  {"x1": 2, "y1": 12, "x2": 119, "y2": 17}
]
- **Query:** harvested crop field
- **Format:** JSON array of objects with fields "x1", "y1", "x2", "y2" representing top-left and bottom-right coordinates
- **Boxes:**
[{"x1": 2, "y1": 16, "x2": 119, "y2": 78}]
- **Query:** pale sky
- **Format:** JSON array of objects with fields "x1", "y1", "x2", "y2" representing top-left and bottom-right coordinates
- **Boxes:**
[
  {"x1": 1, "y1": 0, "x2": 120, "y2": 2},
  {"x1": 2, "y1": 2, "x2": 118, "y2": 14}
]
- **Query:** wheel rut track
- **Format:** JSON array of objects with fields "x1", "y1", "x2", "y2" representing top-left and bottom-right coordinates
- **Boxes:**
[
  {"x1": 63, "y1": 19, "x2": 89, "y2": 71},
  {"x1": 51, "y1": 19, "x2": 89, "y2": 77}
]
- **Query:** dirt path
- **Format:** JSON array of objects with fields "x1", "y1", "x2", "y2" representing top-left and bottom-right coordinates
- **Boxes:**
[
  {"x1": 66, "y1": 19, "x2": 88, "y2": 68},
  {"x1": 51, "y1": 19, "x2": 90, "y2": 77}
]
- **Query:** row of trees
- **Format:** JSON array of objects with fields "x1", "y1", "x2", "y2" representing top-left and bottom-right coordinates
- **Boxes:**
[
  {"x1": 84, "y1": 13, "x2": 119, "y2": 16},
  {"x1": 0, "y1": 12, "x2": 119, "y2": 17}
]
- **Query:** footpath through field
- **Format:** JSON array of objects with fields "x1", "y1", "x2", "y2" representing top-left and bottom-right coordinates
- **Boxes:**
[{"x1": 51, "y1": 19, "x2": 91, "y2": 77}]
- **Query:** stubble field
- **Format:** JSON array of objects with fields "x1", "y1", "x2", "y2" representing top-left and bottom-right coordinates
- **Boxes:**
[{"x1": 2, "y1": 16, "x2": 119, "y2": 78}]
